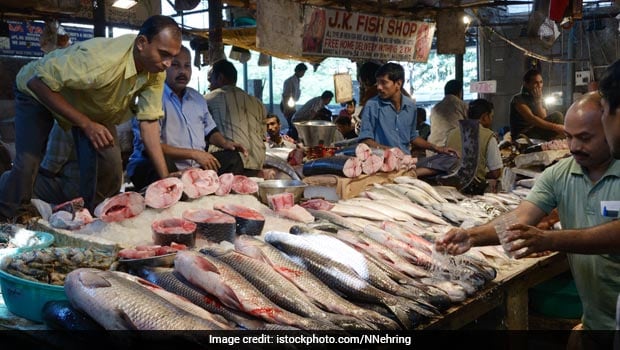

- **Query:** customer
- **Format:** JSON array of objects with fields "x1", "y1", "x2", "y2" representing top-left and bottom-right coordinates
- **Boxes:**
[
  {"x1": 205, "y1": 59, "x2": 266, "y2": 177},
  {"x1": 510, "y1": 69, "x2": 564, "y2": 141},
  {"x1": 358, "y1": 62, "x2": 456, "y2": 156},
  {"x1": 426, "y1": 79, "x2": 468, "y2": 156},
  {"x1": 0, "y1": 15, "x2": 182, "y2": 218},
  {"x1": 416, "y1": 107, "x2": 430, "y2": 140},
  {"x1": 444, "y1": 98, "x2": 502, "y2": 194},
  {"x1": 437, "y1": 92, "x2": 620, "y2": 339},
  {"x1": 265, "y1": 114, "x2": 296, "y2": 148},
  {"x1": 281, "y1": 63, "x2": 307, "y2": 128},
  {"x1": 338, "y1": 99, "x2": 357, "y2": 118},
  {"x1": 289, "y1": 90, "x2": 334, "y2": 140},
  {"x1": 334, "y1": 115, "x2": 358, "y2": 140},
  {"x1": 127, "y1": 46, "x2": 246, "y2": 190}
]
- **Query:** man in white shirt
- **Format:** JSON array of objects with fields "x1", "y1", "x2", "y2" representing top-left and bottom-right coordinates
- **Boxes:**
[{"x1": 427, "y1": 79, "x2": 468, "y2": 156}]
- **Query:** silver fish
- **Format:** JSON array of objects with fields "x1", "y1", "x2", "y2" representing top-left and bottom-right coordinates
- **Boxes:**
[
  {"x1": 64, "y1": 268, "x2": 220, "y2": 330},
  {"x1": 201, "y1": 243, "x2": 374, "y2": 330},
  {"x1": 136, "y1": 267, "x2": 294, "y2": 330},
  {"x1": 174, "y1": 250, "x2": 335, "y2": 330},
  {"x1": 264, "y1": 231, "x2": 435, "y2": 329},
  {"x1": 234, "y1": 234, "x2": 400, "y2": 330}
]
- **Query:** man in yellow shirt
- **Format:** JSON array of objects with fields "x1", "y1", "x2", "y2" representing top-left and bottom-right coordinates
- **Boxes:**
[{"x1": 0, "y1": 15, "x2": 182, "y2": 219}]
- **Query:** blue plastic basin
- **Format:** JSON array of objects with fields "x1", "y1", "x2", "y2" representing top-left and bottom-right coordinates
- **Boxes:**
[{"x1": 0, "y1": 268, "x2": 67, "y2": 323}]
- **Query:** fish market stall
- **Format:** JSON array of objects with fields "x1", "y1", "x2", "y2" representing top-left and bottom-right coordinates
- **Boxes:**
[{"x1": 0, "y1": 173, "x2": 570, "y2": 332}]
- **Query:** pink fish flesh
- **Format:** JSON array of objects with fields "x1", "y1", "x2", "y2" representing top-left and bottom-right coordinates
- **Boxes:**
[
  {"x1": 231, "y1": 175, "x2": 259, "y2": 194},
  {"x1": 215, "y1": 173, "x2": 234, "y2": 196},
  {"x1": 182, "y1": 209, "x2": 236, "y2": 243},
  {"x1": 144, "y1": 177, "x2": 184, "y2": 209},
  {"x1": 181, "y1": 169, "x2": 220, "y2": 199},
  {"x1": 94, "y1": 191, "x2": 145, "y2": 223}
]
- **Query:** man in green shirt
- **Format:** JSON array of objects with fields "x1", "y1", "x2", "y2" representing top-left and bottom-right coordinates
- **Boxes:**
[
  {"x1": 437, "y1": 92, "x2": 620, "y2": 336},
  {"x1": 0, "y1": 15, "x2": 182, "y2": 218}
]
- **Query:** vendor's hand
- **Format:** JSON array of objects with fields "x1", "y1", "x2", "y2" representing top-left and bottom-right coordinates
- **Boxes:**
[
  {"x1": 435, "y1": 146, "x2": 459, "y2": 157},
  {"x1": 553, "y1": 124, "x2": 565, "y2": 135},
  {"x1": 83, "y1": 120, "x2": 114, "y2": 150},
  {"x1": 224, "y1": 141, "x2": 249, "y2": 157},
  {"x1": 435, "y1": 228, "x2": 472, "y2": 255},
  {"x1": 504, "y1": 223, "x2": 553, "y2": 259},
  {"x1": 193, "y1": 150, "x2": 221, "y2": 171}
]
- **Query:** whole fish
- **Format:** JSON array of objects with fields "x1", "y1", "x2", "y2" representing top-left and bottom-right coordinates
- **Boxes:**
[
  {"x1": 370, "y1": 183, "x2": 411, "y2": 201},
  {"x1": 306, "y1": 209, "x2": 364, "y2": 231},
  {"x1": 384, "y1": 183, "x2": 437, "y2": 206},
  {"x1": 174, "y1": 250, "x2": 335, "y2": 330},
  {"x1": 291, "y1": 227, "x2": 440, "y2": 314},
  {"x1": 335, "y1": 229, "x2": 430, "y2": 279},
  {"x1": 264, "y1": 231, "x2": 435, "y2": 329},
  {"x1": 341, "y1": 198, "x2": 415, "y2": 222},
  {"x1": 393, "y1": 176, "x2": 448, "y2": 203},
  {"x1": 136, "y1": 267, "x2": 297, "y2": 330},
  {"x1": 200, "y1": 244, "x2": 373, "y2": 330},
  {"x1": 114, "y1": 270, "x2": 233, "y2": 330},
  {"x1": 330, "y1": 202, "x2": 393, "y2": 221},
  {"x1": 366, "y1": 196, "x2": 449, "y2": 225},
  {"x1": 234, "y1": 235, "x2": 400, "y2": 330},
  {"x1": 64, "y1": 268, "x2": 220, "y2": 330}
]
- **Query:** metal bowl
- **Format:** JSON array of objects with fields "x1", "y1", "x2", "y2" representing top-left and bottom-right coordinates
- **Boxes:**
[
  {"x1": 258, "y1": 179, "x2": 307, "y2": 206},
  {"x1": 293, "y1": 120, "x2": 337, "y2": 147}
]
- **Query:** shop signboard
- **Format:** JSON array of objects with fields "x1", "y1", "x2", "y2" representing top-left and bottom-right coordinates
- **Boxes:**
[
  {"x1": 300, "y1": 7, "x2": 436, "y2": 62},
  {"x1": 1, "y1": 20, "x2": 93, "y2": 58}
]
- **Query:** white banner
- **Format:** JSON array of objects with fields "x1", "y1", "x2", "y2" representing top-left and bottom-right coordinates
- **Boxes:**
[{"x1": 301, "y1": 7, "x2": 435, "y2": 62}]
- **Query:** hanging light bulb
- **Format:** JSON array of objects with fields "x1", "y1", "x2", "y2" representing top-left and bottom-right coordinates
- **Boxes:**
[{"x1": 287, "y1": 96, "x2": 295, "y2": 108}]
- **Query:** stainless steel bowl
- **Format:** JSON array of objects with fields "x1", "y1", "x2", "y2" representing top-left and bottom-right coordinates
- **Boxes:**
[
  {"x1": 293, "y1": 120, "x2": 337, "y2": 147},
  {"x1": 258, "y1": 179, "x2": 307, "y2": 206}
]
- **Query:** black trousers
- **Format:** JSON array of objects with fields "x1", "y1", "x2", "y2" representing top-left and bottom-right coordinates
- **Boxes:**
[{"x1": 129, "y1": 149, "x2": 244, "y2": 192}]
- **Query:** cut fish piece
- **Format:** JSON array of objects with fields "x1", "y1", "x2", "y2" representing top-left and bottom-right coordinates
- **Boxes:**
[
  {"x1": 144, "y1": 177, "x2": 184, "y2": 209},
  {"x1": 183, "y1": 209, "x2": 236, "y2": 243},
  {"x1": 214, "y1": 203, "x2": 265, "y2": 236},
  {"x1": 181, "y1": 169, "x2": 219, "y2": 199},
  {"x1": 94, "y1": 191, "x2": 145, "y2": 223}
]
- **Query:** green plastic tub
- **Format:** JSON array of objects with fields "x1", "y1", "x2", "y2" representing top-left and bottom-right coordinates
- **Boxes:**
[
  {"x1": 0, "y1": 268, "x2": 67, "y2": 323},
  {"x1": 529, "y1": 273, "x2": 583, "y2": 319}
]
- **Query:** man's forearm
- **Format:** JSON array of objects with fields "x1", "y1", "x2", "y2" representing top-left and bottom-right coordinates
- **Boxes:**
[
  {"x1": 552, "y1": 220, "x2": 620, "y2": 254},
  {"x1": 140, "y1": 120, "x2": 168, "y2": 178}
]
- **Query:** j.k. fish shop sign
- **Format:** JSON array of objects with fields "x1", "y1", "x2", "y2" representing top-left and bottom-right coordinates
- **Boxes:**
[{"x1": 301, "y1": 7, "x2": 436, "y2": 62}]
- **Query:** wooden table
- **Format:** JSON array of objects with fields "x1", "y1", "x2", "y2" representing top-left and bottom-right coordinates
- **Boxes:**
[{"x1": 420, "y1": 252, "x2": 570, "y2": 330}]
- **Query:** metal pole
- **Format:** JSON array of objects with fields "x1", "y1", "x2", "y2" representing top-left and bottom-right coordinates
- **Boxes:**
[
  {"x1": 455, "y1": 53, "x2": 464, "y2": 83},
  {"x1": 269, "y1": 56, "x2": 274, "y2": 114},
  {"x1": 564, "y1": 25, "x2": 576, "y2": 108},
  {"x1": 93, "y1": 0, "x2": 106, "y2": 37}
]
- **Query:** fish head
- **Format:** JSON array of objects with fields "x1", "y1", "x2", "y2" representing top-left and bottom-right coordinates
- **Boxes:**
[
  {"x1": 199, "y1": 241, "x2": 234, "y2": 257},
  {"x1": 234, "y1": 235, "x2": 265, "y2": 257}
]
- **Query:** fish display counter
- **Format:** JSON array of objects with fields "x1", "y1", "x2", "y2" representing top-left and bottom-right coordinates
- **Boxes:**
[{"x1": 0, "y1": 173, "x2": 569, "y2": 332}]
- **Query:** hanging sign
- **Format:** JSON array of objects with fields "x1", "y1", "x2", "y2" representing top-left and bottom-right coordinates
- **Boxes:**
[
  {"x1": 470, "y1": 80, "x2": 497, "y2": 94},
  {"x1": 301, "y1": 6, "x2": 436, "y2": 62},
  {"x1": 1, "y1": 20, "x2": 93, "y2": 58}
]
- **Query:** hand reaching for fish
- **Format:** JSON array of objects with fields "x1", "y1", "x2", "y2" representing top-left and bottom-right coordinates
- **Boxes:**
[{"x1": 435, "y1": 228, "x2": 472, "y2": 255}]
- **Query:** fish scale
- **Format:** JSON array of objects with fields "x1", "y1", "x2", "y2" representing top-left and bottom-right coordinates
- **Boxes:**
[
  {"x1": 174, "y1": 250, "x2": 335, "y2": 330},
  {"x1": 201, "y1": 245, "x2": 374, "y2": 330},
  {"x1": 234, "y1": 235, "x2": 401, "y2": 330},
  {"x1": 64, "y1": 268, "x2": 220, "y2": 330},
  {"x1": 264, "y1": 231, "x2": 436, "y2": 329}
]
